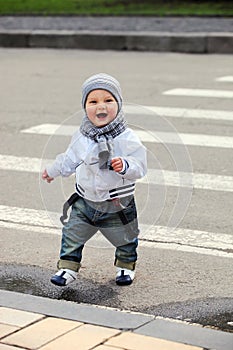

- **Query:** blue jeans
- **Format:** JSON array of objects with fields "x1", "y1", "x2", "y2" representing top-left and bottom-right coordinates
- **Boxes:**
[{"x1": 58, "y1": 196, "x2": 139, "y2": 271}]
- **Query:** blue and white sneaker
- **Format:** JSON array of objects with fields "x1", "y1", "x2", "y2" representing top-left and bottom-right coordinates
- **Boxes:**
[
  {"x1": 116, "y1": 267, "x2": 135, "y2": 286},
  {"x1": 51, "y1": 268, "x2": 77, "y2": 286}
]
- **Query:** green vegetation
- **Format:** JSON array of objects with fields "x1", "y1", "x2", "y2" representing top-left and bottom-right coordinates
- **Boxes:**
[{"x1": 0, "y1": 0, "x2": 232, "y2": 16}]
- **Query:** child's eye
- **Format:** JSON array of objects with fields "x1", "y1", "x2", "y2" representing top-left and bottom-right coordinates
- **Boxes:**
[
  {"x1": 89, "y1": 100, "x2": 96, "y2": 104},
  {"x1": 106, "y1": 99, "x2": 114, "y2": 103}
]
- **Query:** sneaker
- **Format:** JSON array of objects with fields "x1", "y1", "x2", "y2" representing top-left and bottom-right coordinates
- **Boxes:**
[
  {"x1": 50, "y1": 268, "x2": 77, "y2": 286},
  {"x1": 116, "y1": 267, "x2": 135, "y2": 286}
]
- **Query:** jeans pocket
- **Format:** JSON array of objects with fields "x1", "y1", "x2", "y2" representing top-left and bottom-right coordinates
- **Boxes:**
[{"x1": 121, "y1": 198, "x2": 137, "y2": 223}]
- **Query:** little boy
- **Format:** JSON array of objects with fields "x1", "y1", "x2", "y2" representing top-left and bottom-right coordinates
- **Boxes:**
[{"x1": 42, "y1": 73, "x2": 147, "y2": 286}]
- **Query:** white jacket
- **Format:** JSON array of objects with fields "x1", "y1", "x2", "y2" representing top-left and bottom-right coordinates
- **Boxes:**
[{"x1": 46, "y1": 128, "x2": 147, "y2": 202}]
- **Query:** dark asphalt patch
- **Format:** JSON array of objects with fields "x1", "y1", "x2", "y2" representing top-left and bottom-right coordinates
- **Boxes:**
[
  {"x1": 141, "y1": 298, "x2": 233, "y2": 333},
  {"x1": 0, "y1": 263, "x2": 119, "y2": 306},
  {"x1": 0, "y1": 263, "x2": 232, "y2": 333}
]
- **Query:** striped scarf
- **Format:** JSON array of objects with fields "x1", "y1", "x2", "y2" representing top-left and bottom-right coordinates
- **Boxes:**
[{"x1": 80, "y1": 110, "x2": 127, "y2": 169}]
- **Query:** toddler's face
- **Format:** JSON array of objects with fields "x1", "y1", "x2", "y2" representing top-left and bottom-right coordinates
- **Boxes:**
[{"x1": 85, "y1": 89, "x2": 118, "y2": 127}]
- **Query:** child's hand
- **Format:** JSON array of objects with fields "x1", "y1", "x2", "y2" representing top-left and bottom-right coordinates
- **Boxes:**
[
  {"x1": 42, "y1": 169, "x2": 54, "y2": 183},
  {"x1": 111, "y1": 158, "x2": 123, "y2": 173}
]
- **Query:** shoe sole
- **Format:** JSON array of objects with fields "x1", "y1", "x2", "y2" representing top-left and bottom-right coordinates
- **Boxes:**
[
  {"x1": 50, "y1": 278, "x2": 66, "y2": 287},
  {"x1": 116, "y1": 279, "x2": 133, "y2": 286}
]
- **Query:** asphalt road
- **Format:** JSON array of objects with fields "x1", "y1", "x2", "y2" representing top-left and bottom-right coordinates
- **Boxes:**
[{"x1": 0, "y1": 48, "x2": 232, "y2": 332}]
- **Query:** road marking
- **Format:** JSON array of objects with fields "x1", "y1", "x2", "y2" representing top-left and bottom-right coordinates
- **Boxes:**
[
  {"x1": 216, "y1": 76, "x2": 233, "y2": 83},
  {"x1": 140, "y1": 224, "x2": 233, "y2": 252},
  {"x1": 0, "y1": 154, "x2": 44, "y2": 173},
  {"x1": 21, "y1": 124, "x2": 233, "y2": 149},
  {"x1": 139, "y1": 169, "x2": 233, "y2": 192},
  {"x1": 0, "y1": 205, "x2": 232, "y2": 258},
  {"x1": 1, "y1": 154, "x2": 233, "y2": 192},
  {"x1": 163, "y1": 88, "x2": 233, "y2": 99},
  {"x1": 125, "y1": 105, "x2": 233, "y2": 121},
  {"x1": 0, "y1": 205, "x2": 60, "y2": 228}
]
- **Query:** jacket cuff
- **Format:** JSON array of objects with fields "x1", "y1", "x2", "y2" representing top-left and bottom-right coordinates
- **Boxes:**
[
  {"x1": 46, "y1": 165, "x2": 60, "y2": 178},
  {"x1": 118, "y1": 159, "x2": 129, "y2": 175}
]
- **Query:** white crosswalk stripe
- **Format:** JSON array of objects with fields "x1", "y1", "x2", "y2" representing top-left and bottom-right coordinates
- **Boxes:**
[
  {"x1": 125, "y1": 105, "x2": 233, "y2": 121},
  {"x1": 21, "y1": 124, "x2": 233, "y2": 149},
  {"x1": 163, "y1": 88, "x2": 233, "y2": 99},
  {"x1": 215, "y1": 76, "x2": 233, "y2": 83},
  {"x1": 1, "y1": 154, "x2": 233, "y2": 192},
  {"x1": 140, "y1": 169, "x2": 233, "y2": 192},
  {"x1": 0, "y1": 154, "x2": 43, "y2": 173},
  {"x1": 0, "y1": 205, "x2": 232, "y2": 258}
]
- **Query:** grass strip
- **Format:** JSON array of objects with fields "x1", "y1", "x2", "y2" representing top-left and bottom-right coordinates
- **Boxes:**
[{"x1": 0, "y1": 0, "x2": 232, "y2": 16}]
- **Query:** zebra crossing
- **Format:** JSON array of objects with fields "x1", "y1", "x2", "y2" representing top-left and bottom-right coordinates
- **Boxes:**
[
  {"x1": 1, "y1": 154, "x2": 233, "y2": 192},
  {"x1": 215, "y1": 76, "x2": 233, "y2": 83},
  {"x1": 163, "y1": 88, "x2": 233, "y2": 99},
  {"x1": 1, "y1": 74, "x2": 233, "y2": 258},
  {"x1": 21, "y1": 122, "x2": 233, "y2": 148},
  {"x1": 125, "y1": 105, "x2": 233, "y2": 121},
  {"x1": 0, "y1": 204, "x2": 231, "y2": 259}
]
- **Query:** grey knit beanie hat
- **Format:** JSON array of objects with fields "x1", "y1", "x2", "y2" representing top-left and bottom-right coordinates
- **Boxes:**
[{"x1": 82, "y1": 73, "x2": 123, "y2": 111}]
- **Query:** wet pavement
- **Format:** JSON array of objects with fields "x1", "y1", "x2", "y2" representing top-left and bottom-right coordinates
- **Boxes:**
[{"x1": 1, "y1": 263, "x2": 232, "y2": 334}]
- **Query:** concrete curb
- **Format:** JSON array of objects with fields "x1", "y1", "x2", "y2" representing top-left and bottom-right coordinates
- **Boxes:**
[
  {"x1": 0, "y1": 289, "x2": 153, "y2": 331},
  {"x1": 1, "y1": 290, "x2": 233, "y2": 350},
  {"x1": 0, "y1": 30, "x2": 232, "y2": 53}
]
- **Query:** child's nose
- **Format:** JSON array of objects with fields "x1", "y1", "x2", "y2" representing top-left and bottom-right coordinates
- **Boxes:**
[{"x1": 97, "y1": 103, "x2": 107, "y2": 111}]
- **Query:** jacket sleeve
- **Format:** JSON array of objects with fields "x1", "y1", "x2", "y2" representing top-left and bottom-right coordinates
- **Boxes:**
[
  {"x1": 118, "y1": 130, "x2": 147, "y2": 181},
  {"x1": 46, "y1": 131, "x2": 82, "y2": 178}
]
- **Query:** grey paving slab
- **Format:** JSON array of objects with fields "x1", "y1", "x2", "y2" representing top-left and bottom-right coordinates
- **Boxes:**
[
  {"x1": 0, "y1": 29, "x2": 233, "y2": 53},
  {"x1": 135, "y1": 318, "x2": 233, "y2": 350},
  {"x1": 207, "y1": 33, "x2": 233, "y2": 53},
  {"x1": 0, "y1": 16, "x2": 233, "y2": 53},
  {"x1": 0, "y1": 16, "x2": 232, "y2": 33},
  {"x1": 0, "y1": 289, "x2": 154, "y2": 330}
]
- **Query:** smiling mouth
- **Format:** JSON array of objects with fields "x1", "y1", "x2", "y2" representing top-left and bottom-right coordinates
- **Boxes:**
[{"x1": 96, "y1": 113, "x2": 107, "y2": 118}]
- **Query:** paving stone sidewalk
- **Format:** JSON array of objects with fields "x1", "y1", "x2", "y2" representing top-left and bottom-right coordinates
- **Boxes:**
[{"x1": 1, "y1": 290, "x2": 233, "y2": 350}]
